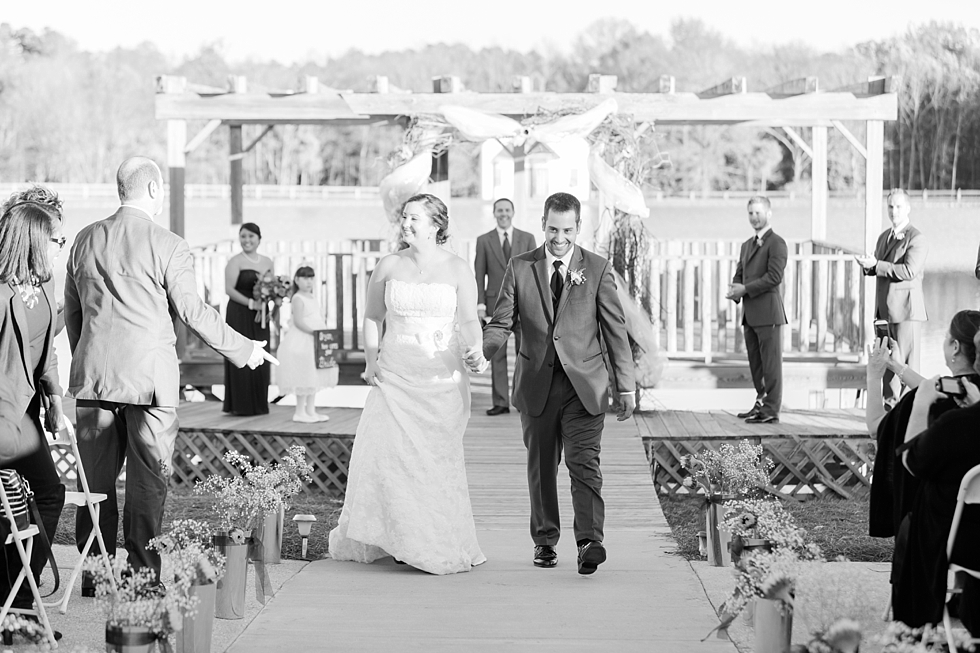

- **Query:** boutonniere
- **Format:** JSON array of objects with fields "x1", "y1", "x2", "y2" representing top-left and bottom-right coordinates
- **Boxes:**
[
  {"x1": 568, "y1": 268, "x2": 587, "y2": 286},
  {"x1": 894, "y1": 230, "x2": 906, "y2": 241}
]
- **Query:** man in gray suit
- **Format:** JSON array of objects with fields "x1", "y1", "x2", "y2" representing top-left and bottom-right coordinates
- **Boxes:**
[
  {"x1": 480, "y1": 192, "x2": 635, "y2": 575},
  {"x1": 65, "y1": 156, "x2": 275, "y2": 586},
  {"x1": 855, "y1": 189, "x2": 928, "y2": 406},
  {"x1": 474, "y1": 198, "x2": 536, "y2": 415},
  {"x1": 727, "y1": 196, "x2": 788, "y2": 424}
]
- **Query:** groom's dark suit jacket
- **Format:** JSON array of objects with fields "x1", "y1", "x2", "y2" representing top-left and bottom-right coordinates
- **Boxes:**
[{"x1": 483, "y1": 244, "x2": 635, "y2": 416}]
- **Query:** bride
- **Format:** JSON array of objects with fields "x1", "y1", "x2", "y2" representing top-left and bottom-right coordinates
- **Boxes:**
[{"x1": 328, "y1": 194, "x2": 489, "y2": 574}]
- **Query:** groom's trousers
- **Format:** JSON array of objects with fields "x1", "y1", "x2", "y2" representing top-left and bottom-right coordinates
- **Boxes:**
[{"x1": 520, "y1": 363, "x2": 605, "y2": 546}]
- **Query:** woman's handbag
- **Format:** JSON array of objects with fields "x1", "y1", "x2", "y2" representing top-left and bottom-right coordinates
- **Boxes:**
[{"x1": 0, "y1": 469, "x2": 60, "y2": 596}]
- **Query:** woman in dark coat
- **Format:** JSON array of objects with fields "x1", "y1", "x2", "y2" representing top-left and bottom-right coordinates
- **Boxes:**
[
  {"x1": 0, "y1": 198, "x2": 66, "y2": 631},
  {"x1": 893, "y1": 331, "x2": 980, "y2": 633}
]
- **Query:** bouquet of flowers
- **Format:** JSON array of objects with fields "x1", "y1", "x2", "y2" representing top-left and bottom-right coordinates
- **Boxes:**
[
  {"x1": 252, "y1": 272, "x2": 291, "y2": 327},
  {"x1": 794, "y1": 617, "x2": 863, "y2": 653},
  {"x1": 195, "y1": 446, "x2": 314, "y2": 538},
  {"x1": 723, "y1": 498, "x2": 809, "y2": 550},
  {"x1": 148, "y1": 519, "x2": 226, "y2": 590},
  {"x1": 875, "y1": 621, "x2": 977, "y2": 652},
  {"x1": 83, "y1": 555, "x2": 187, "y2": 645},
  {"x1": 680, "y1": 440, "x2": 773, "y2": 497}
]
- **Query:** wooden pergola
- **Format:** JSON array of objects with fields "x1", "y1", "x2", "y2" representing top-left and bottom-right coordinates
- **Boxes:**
[{"x1": 155, "y1": 72, "x2": 898, "y2": 355}]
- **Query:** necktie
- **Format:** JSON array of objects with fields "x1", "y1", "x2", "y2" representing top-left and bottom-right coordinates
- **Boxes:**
[
  {"x1": 502, "y1": 232, "x2": 512, "y2": 261},
  {"x1": 551, "y1": 260, "x2": 564, "y2": 311}
]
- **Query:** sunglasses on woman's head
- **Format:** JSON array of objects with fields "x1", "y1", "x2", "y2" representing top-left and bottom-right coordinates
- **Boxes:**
[{"x1": 50, "y1": 236, "x2": 67, "y2": 249}]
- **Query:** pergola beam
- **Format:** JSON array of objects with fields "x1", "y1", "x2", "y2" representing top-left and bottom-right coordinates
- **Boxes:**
[
  {"x1": 183, "y1": 119, "x2": 222, "y2": 154},
  {"x1": 229, "y1": 125, "x2": 275, "y2": 162},
  {"x1": 781, "y1": 126, "x2": 814, "y2": 159},
  {"x1": 831, "y1": 120, "x2": 868, "y2": 159},
  {"x1": 764, "y1": 77, "x2": 818, "y2": 98},
  {"x1": 698, "y1": 77, "x2": 746, "y2": 98}
]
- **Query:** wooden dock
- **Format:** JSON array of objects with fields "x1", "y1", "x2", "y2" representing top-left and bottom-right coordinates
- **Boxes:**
[
  {"x1": 636, "y1": 408, "x2": 874, "y2": 499},
  {"x1": 229, "y1": 403, "x2": 734, "y2": 652}
]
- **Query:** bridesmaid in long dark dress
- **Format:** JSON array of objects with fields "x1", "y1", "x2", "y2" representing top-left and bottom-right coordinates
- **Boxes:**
[{"x1": 223, "y1": 222, "x2": 274, "y2": 415}]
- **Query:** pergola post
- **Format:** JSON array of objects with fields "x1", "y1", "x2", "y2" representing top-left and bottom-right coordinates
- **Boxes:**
[
  {"x1": 864, "y1": 119, "x2": 885, "y2": 351},
  {"x1": 810, "y1": 126, "x2": 828, "y2": 242},
  {"x1": 430, "y1": 76, "x2": 459, "y2": 203},
  {"x1": 230, "y1": 124, "x2": 243, "y2": 226},
  {"x1": 167, "y1": 120, "x2": 187, "y2": 237},
  {"x1": 511, "y1": 76, "x2": 533, "y2": 233}
]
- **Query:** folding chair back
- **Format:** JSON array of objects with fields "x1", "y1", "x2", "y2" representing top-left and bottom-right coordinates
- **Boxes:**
[
  {"x1": 944, "y1": 463, "x2": 980, "y2": 653},
  {"x1": 0, "y1": 476, "x2": 58, "y2": 647},
  {"x1": 45, "y1": 419, "x2": 115, "y2": 614}
]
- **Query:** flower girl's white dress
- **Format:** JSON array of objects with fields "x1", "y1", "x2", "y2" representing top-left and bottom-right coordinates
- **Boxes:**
[{"x1": 328, "y1": 280, "x2": 486, "y2": 574}]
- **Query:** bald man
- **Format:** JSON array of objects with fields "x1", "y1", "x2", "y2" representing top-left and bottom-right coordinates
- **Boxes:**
[{"x1": 65, "y1": 156, "x2": 275, "y2": 588}]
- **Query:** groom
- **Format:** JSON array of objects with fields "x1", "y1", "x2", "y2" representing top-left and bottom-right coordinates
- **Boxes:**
[{"x1": 480, "y1": 192, "x2": 635, "y2": 575}]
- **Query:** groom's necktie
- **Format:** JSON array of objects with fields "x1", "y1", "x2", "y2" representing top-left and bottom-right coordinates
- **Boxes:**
[
  {"x1": 551, "y1": 260, "x2": 564, "y2": 312},
  {"x1": 502, "y1": 233, "x2": 512, "y2": 261}
]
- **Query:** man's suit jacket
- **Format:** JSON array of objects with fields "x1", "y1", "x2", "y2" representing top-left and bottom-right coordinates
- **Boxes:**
[
  {"x1": 65, "y1": 207, "x2": 252, "y2": 408},
  {"x1": 474, "y1": 228, "x2": 536, "y2": 310},
  {"x1": 866, "y1": 225, "x2": 927, "y2": 323},
  {"x1": 732, "y1": 230, "x2": 788, "y2": 327},
  {"x1": 0, "y1": 280, "x2": 61, "y2": 463},
  {"x1": 483, "y1": 245, "x2": 635, "y2": 417}
]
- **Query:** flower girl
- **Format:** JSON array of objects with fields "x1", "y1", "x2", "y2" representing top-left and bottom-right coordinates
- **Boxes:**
[{"x1": 277, "y1": 266, "x2": 338, "y2": 422}]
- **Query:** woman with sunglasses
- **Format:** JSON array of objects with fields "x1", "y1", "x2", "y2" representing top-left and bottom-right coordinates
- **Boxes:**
[{"x1": 0, "y1": 193, "x2": 66, "y2": 641}]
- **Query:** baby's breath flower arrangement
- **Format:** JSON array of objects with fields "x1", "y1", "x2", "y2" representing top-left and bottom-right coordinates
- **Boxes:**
[
  {"x1": 680, "y1": 440, "x2": 773, "y2": 497},
  {"x1": 723, "y1": 498, "x2": 809, "y2": 549},
  {"x1": 875, "y1": 621, "x2": 977, "y2": 652},
  {"x1": 195, "y1": 446, "x2": 314, "y2": 537},
  {"x1": 82, "y1": 555, "x2": 187, "y2": 644},
  {"x1": 148, "y1": 519, "x2": 226, "y2": 590}
]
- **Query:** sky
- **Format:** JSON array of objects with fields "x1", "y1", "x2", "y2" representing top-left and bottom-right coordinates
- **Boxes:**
[{"x1": 6, "y1": 0, "x2": 979, "y2": 63}]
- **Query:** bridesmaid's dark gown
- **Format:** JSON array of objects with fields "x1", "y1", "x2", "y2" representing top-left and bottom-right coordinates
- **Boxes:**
[{"x1": 223, "y1": 269, "x2": 270, "y2": 415}]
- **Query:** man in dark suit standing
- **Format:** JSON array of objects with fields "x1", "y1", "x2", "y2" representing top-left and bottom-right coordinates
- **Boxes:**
[
  {"x1": 479, "y1": 192, "x2": 635, "y2": 575},
  {"x1": 855, "y1": 188, "x2": 928, "y2": 406},
  {"x1": 474, "y1": 198, "x2": 536, "y2": 416},
  {"x1": 65, "y1": 156, "x2": 276, "y2": 587},
  {"x1": 727, "y1": 196, "x2": 788, "y2": 424}
]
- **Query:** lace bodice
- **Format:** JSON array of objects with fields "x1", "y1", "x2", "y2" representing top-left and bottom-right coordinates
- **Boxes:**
[{"x1": 384, "y1": 279, "x2": 458, "y2": 350}]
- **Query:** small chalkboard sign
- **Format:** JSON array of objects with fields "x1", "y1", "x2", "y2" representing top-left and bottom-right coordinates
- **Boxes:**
[{"x1": 313, "y1": 329, "x2": 339, "y2": 369}]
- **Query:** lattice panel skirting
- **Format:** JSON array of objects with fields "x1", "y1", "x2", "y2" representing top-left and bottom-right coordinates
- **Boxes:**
[
  {"x1": 52, "y1": 430, "x2": 354, "y2": 497},
  {"x1": 173, "y1": 429, "x2": 353, "y2": 496},
  {"x1": 642, "y1": 435, "x2": 875, "y2": 500}
]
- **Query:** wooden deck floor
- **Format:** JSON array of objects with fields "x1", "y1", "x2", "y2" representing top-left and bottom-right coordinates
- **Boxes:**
[
  {"x1": 228, "y1": 404, "x2": 734, "y2": 652},
  {"x1": 636, "y1": 407, "x2": 867, "y2": 441}
]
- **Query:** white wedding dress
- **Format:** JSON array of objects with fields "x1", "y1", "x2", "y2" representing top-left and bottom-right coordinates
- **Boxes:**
[{"x1": 328, "y1": 280, "x2": 486, "y2": 574}]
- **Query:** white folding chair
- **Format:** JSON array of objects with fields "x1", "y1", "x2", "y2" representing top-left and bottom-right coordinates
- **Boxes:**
[
  {"x1": 44, "y1": 420, "x2": 116, "y2": 614},
  {"x1": 944, "y1": 464, "x2": 980, "y2": 652},
  {"x1": 0, "y1": 479, "x2": 58, "y2": 648}
]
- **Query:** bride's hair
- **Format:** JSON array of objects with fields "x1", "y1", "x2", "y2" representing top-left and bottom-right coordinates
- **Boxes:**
[{"x1": 402, "y1": 193, "x2": 449, "y2": 245}]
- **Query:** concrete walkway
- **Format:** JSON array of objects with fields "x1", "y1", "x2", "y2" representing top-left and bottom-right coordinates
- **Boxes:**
[{"x1": 227, "y1": 410, "x2": 735, "y2": 652}]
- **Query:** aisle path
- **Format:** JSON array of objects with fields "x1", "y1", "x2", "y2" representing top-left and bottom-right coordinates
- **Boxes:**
[{"x1": 228, "y1": 407, "x2": 734, "y2": 652}]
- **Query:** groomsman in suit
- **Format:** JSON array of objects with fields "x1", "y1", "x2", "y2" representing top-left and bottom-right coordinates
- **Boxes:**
[
  {"x1": 855, "y1": 189, "x2": 928, "y2": 406},
  {"x1": 65, "y1": 156, "x2": 276, "y2": 588},
  {"x1": 474, "y1": 198, "x2": 536, "y2": 415},
  {"x1": 727, "y1": 196, "x2": 788, "y2": 424},
  {"x1": 480, "y1": 192, "x2": 635, "y2": 575}
]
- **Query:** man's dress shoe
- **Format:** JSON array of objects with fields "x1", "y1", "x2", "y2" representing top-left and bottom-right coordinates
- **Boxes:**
[
  {"x1": 745, "y1": 412, "x2": 779, "y2": 424},
  {"x1": 486, "y1": 406, "x2": 510, "y2": 416},
  {"x1": 533, "y1": 545, "x2": 557, "y2": 568},
  {"x1": 577, "y1": 540, "x2": 607, "y2": 575},
  {"x1": 736, "y1": 404, "x2": 762, "y2": 419}
]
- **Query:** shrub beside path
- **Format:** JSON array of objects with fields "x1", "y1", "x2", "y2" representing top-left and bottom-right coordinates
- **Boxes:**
[{"x1": 228, "y1": 411, "x2": 736, "y2": 652}]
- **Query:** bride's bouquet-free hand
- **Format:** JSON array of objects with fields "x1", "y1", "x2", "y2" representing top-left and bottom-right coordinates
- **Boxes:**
[
  {"x1": 252, "y1": 272, "x2": 291, "y2": 328},
  {"x1": 463, "y1": 347, "x2": 489, "y2": 374}
]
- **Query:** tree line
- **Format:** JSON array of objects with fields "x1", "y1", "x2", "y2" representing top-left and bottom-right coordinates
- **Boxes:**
[{"x1": 1, "y1": 19, "x2": 978, "y2": 195}]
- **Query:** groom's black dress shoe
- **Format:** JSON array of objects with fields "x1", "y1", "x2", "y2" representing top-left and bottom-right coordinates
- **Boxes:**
[
  {"x1": 533, "y1": 545, "x2": 557, "y2": 568},
  {"x1": 745, "y1": 412, "x2": 779, "y2": 424},
  {"x1": 736, "y1": 403, "x2": 763, "y2": 419},
  {"x1": 486, "y1": 406, "x2": 510, "y2": 416},
  {"x1": 577, "y1": 540, "x2": 606, "y2": 575}
]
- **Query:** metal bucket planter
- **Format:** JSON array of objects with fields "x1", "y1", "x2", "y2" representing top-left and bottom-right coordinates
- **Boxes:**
[
  {"x1": 753, "y1": 597, "x2": 792, "y2": 653},
  {"x1": 106, "y1": 625, "x2": 156, "y2": 653},
  {"x1": 704, "y1": 494, "x2": 734, "y2": 567},
  {"x1": 257, "y1": 507, "x2": 284, "y2": 565},
  {"x1": 176, "y1": 581, "x2": 216, "y2": 653},
  {"x1": 213, "y1": 532, "x2": 249, "y2": 620}
]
